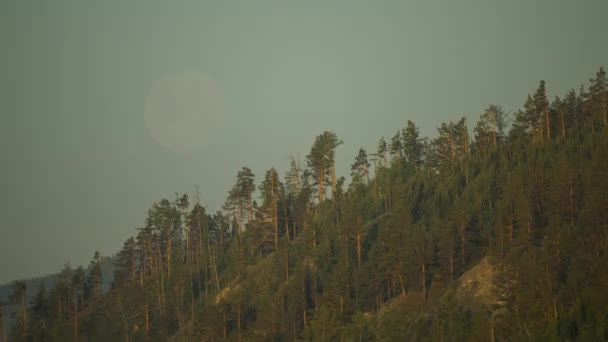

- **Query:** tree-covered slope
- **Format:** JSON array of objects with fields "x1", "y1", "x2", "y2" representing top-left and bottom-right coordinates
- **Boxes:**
[{"x1": 4, "y1": 67, "x2": 608, "y2": 341}]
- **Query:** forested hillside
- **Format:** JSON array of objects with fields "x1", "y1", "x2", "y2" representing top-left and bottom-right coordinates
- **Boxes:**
[{"x1": 3, "y1": 67, "x2": 608, "y2": 341}]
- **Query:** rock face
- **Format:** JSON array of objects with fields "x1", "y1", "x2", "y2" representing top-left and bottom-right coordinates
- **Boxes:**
[
  {"x1": 457, "y1": 257, "x2": 499, "y2": 306},
  {"x1": 456, "y1": 256, "x2": 511, "y2": 322}
]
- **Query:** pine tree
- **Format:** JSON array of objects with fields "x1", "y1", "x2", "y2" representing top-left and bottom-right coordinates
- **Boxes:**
[
  {"x1": 389, "y1": 131, "x2": 403, "y2": 163},
  {"x1": 350, "y1": 148, "x2": 370, "y2": 184},
  {"x1": 259, "y1": 168, "x2": 282, "y2": 250},
  {"x1": 533, "y1": 80, "x2": 550, "y2": 142},
  {"x1": 114, "y1": 237, "x2": 137, "y2": 286},
  {"x1": 377, "y1": 137, "x2": 388, "y2": 168},
  {"x1": 9, "y1": 280, "x2": 27, "y2": 339},
  {"x1": 588, "y1": 67, "x2": 608, "y2": 130},
  {"x1": 306, "y1": 131, "x2": 342, "y2": 203},
  {"x1": 512, "y1": 94, "x2": 540, "y2": 142},
  {"x1": 402, "y1": 120, "x2": 424, "y2": 166},
  {"x1": 29, "y1": 285, "x2": 51, "y2": 340},
  {"x1": 0, "y1": 299, "x2": 6, "y2": 342}
]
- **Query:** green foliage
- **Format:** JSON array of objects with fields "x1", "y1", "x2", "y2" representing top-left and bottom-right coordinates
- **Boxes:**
[{"x1": 13, "y1": 67, "x2": 608, "y2": 341}]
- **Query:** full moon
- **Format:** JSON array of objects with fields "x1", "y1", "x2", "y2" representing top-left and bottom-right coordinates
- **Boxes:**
[{"x1": 144, "y1": 72, "x2": 226, "y2": 152}]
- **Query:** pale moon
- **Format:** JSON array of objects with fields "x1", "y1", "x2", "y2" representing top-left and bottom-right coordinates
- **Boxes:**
[{"x1": 144, "y1": 72, "x2": 225, "y2": 152}]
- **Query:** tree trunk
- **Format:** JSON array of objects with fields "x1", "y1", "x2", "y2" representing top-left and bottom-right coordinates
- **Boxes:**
[
  {"x1": 540, "y1": 119, "x2": 544, "y2": 143},
  {"x1": 356, "y1": 216, "x2": 362, "y2": 268},
  {"x1": 185, "y1": 212, "x2": 190, "y2": 266},
  {"x1": 211, "y1": 251, "x2": 220, "y2": 292},
  {"x1": 145, "y1": 300, "x2": 149, "y2": 338},
  {"x1": 237, "y1": 305, "x2": 241, "y2": 341},
  {"x1": 285, "y1": 242, "x2": 290, "y2": 281},
  {"x1": 422, "y1": 262, "x2": 427, "y2": 304},
  {"x1": 272, "y1": 174, "x2": 278, "y2": 251},
  {"x1": 463, "y1": 126, "x2": 469, "y2": 156},
  {"x1": 74, "y1": 300, "x2": 78, "y2": 342},
  {"x1": 460, "y1": 220, "x2": 466, "y2": 270},
  {"x1": 560, "y1": 110, "x2": 566, "y2": 139},
  {"x1": 284, "y1": 199, "x2": 290, "y2": 242},
  {"x1": 196, "y1": 206, "x2": 205, "y2": 306},
  {"x1": 223, "y1": 311, "x2": 227, "y2": 339},
  {"x1": 449, "y1": 136, "x2": 455, "y2": 160},
  {"x1": 1, "y1": 304, "x2": 5, "y2": 342},
  {"x1": 450, "y1": 244, "x2": 454, "y2": 283},
  {"x1": 158, "y1": 241, "x2": 165, "y2": 312},
  {"x1": 546, "y1": 109, "x2": 551, "y2": 142},
  {"x1": 166, "y1": 228, "x2": 172, "y2": 280},
  {"x1": 118, "y1": 297, "x2": 129, "y2": 342},
  {"x1": 303, "y1": 309, "x2": 308, "y2": 340},
  {"x1": 331, "y1": 163, "x2": 336, "y2": 200},
  {"x1": 21, "y1": 292, "x2": 27, "y2": 339},
  {"x1": 148, "y1": 241, "x2": 154, "y2": 276},
  {"x1": 399, "y1": 273, "x2": 407, "y2": 298},
  {"x1": 140, "y1": 256, "x2": 145, "y2": 287}
]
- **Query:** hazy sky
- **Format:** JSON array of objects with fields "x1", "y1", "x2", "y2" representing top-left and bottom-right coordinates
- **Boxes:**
[{"x1": 1, "y1": 0, "x2": 607, "y2": 284}]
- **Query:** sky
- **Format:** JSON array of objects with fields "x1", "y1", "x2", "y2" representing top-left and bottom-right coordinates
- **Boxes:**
[{"x1": 1, "y1": 0, "x2": 607, "y2": 284}]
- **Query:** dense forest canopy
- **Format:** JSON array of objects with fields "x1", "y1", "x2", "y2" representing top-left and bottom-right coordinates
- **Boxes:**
[{"x1": 2, "y1": 67, "x2": 608, "y2": 341}]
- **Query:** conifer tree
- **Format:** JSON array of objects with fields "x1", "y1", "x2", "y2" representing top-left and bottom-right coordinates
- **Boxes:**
[
  {"x1": 588, "y1": 67, "x2": 607, "y2": 130},
  {"x1": 389, "y1": 131, "x2": 403, "y2": 163},
  {"x1": 9, "y1": 280, "x2": 27, "y2": 339},
  {"x1": 534, "y1": 80, "x2": 550, "y2": 142},
  {"x1": 377, "y1": 137, "x2": 388, "y2": 167},
  {"x1": 402, "y1": 120, "x2": 424, "y2": 166}
]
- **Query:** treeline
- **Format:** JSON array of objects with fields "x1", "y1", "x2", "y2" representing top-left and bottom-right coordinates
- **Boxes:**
[{"x1": 4, "y1": 67, "x2": 608, "y2": 341}]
